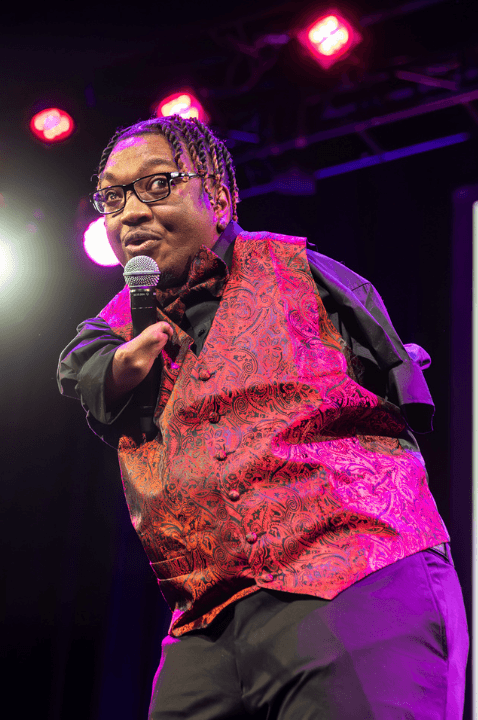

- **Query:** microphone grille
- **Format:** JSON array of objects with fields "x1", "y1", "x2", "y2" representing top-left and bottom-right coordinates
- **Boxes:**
[{"x1": 123, "y1": 256, "x2": 160, "y2": 288}]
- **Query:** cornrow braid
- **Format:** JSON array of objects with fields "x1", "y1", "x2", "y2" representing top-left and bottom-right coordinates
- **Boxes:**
[
  {"x1": 173, "y1": 117, "x2": 216, "y2": 208},
  {"x1": 175, "y1": 116, "x2": 206, "y2": 174},
  {"x1": 94, "y1": 115, "x2": 239, "y2": 221},
  {"x1": 200, "y1": 120, "x2": 239, "y2": 219},
  {"x1": 189, "y1": 120, "x2": 218, "y2": 208},
  {"x1": 159, "y1": 122, "x2": 186, "y2": 172}
]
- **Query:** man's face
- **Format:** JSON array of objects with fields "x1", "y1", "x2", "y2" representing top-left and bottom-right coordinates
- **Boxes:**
[{"x1": 101, "y1": 133, "x2": 230, "y2": 285}]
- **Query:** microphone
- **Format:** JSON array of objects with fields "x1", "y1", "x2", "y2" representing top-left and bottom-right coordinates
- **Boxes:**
[
  {"x1": 123, "y1": 256, "x2": 161, "y2": 437},
  {"x1": 123, "y1": 255, "x2": 161, "y2": 338}
]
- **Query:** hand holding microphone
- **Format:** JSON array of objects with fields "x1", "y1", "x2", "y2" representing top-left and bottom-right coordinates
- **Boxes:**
[{"x1": 105, "y1": 257, "x2": 172, "y2": 429}]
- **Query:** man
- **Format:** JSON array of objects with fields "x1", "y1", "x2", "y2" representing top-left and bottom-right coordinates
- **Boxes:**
[{"x1": 58, "y1": 114, "x2": 468, "y2": 719}]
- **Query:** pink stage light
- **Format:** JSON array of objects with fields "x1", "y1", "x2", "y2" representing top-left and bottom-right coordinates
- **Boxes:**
[
  {"x1": 83, "y1": 218, "x2": 120, "y2": 267},
  {"x1": 298, "y1": 11, "x2": 361, "y2": 69},
  {"x1": 156, "y1": 92, "x2": 209, "y2": 122},
  {"x1": 30, "y1": 108, "x2": 75, "y2": 143}
]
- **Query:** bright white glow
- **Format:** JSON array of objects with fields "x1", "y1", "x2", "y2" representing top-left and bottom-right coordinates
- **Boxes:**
[
  {"x1": 31, "y1": 108, "x2": 74, "y2": 142},
  {"x1": 0, "y1": 193, "x2": 62, "y2": 345},
  {"x1": 44, "y1": 115, "x2": 71, "y2": 140},
  {"x1": 320, "y1": 27, "x2": 349, "y2": 55},
  {"x1": 83, "y1": 217, "x2": 120, "y2": 266},
  {"x1": 300, "y1": 12, "x2": 360, "y2": 69},
  {"x1": 162, "y1": 94, "x2": 193, "y2": 116},
  {"x1": 309, "y1": 15, "x2": 349, "y2": 56},
  {"x1": 473, "y1": 201, "x2": 478, "y2": 718},
  {"x1": 158, "y1": 92, "x2": 206, "y2": 121},
  {"x1": 309, "y1": 16, "x2": 339, "y2": 44},
  {"x1": 0, "y1": 235, "x2": 17, "y2": 286}
]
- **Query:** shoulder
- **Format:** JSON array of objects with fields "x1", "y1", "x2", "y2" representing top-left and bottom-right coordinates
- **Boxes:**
[
  {"x1": 236, "y1": 230, "x2": 307, "y2": 247},
  {"x1": 306, "y1": 249, "x2": 371, "y2": 293},
  {"x1": 97, "y1": 285, "x2": 132, "y2": 339},
  {"x1": 98, "y1": 285, "x2": 130, "y2": 323},
  {"x1": 235, "y1": 231, "x2": 375, "y2": 298}
]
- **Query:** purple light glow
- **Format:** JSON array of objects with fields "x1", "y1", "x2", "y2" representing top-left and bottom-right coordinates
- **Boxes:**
[{"x1": 83, "y1": 218, "x2": 120, "y2": 267}]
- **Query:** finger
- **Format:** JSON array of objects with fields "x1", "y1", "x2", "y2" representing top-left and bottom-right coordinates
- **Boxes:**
[{"x1": 158, "y1": 322, "x2": 173, "y2": 337}]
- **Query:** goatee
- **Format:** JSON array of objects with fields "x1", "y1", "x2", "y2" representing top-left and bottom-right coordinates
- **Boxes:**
[{"x1": 155, "y1": 259, "x2": 192, "y2": 290}]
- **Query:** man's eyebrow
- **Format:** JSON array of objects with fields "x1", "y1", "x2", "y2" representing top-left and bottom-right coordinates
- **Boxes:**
[{"x1": 100, "y1": 156, "x2": 178, "y2": 183}]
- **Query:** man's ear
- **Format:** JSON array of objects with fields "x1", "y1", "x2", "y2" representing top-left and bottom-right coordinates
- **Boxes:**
[{"x1": 214, "y1": 184, "x2": 232, "y2": 232}]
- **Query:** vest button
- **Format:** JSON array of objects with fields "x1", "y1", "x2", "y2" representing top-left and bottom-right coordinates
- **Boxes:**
[
  {"x1": 228, "y1": 489, "x2": 240, "y2": 501},
  {"x1": 208, "y1": 411, "x2": 220, "y2": 423},
  {"x1": 198, "y1": 368, "x2": 211, "y2": 381},
  {"x1": 245, "y1": 532, "x2": 257, "y2": 544},
  {"x1": 261, "y1": 573, "x2": 274, "y2": 583},
  {"x1": 214, "y1": 450, "x2": 227, "y2": 461}
]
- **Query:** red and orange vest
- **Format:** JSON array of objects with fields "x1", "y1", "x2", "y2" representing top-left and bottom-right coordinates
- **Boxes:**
[{"x1": 99, "y1": 232, "x2": 449, "y2": 637}]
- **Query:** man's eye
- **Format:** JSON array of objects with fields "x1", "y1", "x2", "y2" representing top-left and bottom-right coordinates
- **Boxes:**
[
  {"x1": 104, "y1": 189, "x2": 120, "y2": 201},
  {"x1": 150, "y1": 176, "x2": 168, "y2": 190}
]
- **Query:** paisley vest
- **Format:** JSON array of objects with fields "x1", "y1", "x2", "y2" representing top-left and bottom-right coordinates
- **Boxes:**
[{"x1": 99, "y1": 232, "x2": 449, "y2": 637}]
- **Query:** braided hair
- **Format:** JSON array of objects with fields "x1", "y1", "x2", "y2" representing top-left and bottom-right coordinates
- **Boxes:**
[{"x1": 94, "y1": 115, "x2": 239, "y2": 221}]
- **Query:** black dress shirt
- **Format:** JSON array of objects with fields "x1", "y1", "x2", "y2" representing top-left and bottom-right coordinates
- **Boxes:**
[{"x1": 58, "y1": 221, "x2": 434, "y2": 448}]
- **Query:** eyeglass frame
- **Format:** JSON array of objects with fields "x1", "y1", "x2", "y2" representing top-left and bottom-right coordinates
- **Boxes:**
[{"x1": 90, "y1": 171, "x2": 215, "y2": 215}]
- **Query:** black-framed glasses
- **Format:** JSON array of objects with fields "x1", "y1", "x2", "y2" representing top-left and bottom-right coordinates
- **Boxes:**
[{"x1": 90, "y1": 172, "x2": 213, "y2": 215}]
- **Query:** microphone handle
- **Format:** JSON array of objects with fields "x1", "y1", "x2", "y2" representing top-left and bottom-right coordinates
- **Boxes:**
[
  {"x1": 130, "y1": 286, "x2": 161, "y2": 438},
  {"x1": 136, "y1": 358, "x2": 162, "y2": 438},
  {"x1": 130, "y1": 286, "x2": 157, "y2": 338}
]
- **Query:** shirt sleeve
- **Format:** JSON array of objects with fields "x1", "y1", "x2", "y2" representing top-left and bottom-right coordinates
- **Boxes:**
[
  {"x1": 57, "y1": 316, "x2": 133, "y2": 442},
  {"x1": 307, "y1": 251, "x2": 434, "y2": 434}
]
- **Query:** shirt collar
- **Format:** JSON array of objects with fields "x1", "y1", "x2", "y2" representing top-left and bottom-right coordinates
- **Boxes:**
[{"x1": 211, "y1": 220, "x2": 243, "y2": 270}]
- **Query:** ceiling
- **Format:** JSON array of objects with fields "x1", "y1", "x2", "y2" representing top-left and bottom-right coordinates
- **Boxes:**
[{"x1": 2, "y1": 0, "x2": 478, "y2": 196}]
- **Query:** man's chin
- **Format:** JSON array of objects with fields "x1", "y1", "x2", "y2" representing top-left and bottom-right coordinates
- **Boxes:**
[{"x1": 156, "y1": 266, "x2": 190, "y2": 290}]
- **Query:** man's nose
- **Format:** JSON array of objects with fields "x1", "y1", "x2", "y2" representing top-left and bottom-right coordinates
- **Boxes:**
[{"x1": 121, "y1": 190, "x2": 153, "y2": 223}]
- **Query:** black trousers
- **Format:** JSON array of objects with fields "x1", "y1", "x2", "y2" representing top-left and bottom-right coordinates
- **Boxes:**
[{"x1": 149, "y1": 546, "x2": 468, "y2": 719}]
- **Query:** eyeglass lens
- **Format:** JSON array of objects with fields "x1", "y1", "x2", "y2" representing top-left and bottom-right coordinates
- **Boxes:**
[{"x1": 94, "y1": 174, "x2": 171, "y2": 213}]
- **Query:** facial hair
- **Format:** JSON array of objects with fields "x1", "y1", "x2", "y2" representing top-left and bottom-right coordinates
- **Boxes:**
[{"x1": 155, "y1": 257, "x2": 193, "y2": 290}]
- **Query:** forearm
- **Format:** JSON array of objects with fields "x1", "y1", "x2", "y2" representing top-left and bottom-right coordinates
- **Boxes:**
[
  {"x1": 104, "y1": 321, "x2": 174, "y2": 407},
  {"x1": 59, "y1": 317, "x2": 173, "y2": 430},
  {"x1": 105, "y1": 343, "x2": 157, "y2": 406},
  {"x1": 58, "y1": 317, "x2": 127, "y2": 422}
]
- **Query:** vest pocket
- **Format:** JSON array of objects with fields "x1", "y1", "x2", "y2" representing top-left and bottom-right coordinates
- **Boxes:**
[
  {"x1": 150, "y1": 553, "x2": 195, "y2": 580},
  {"x1": 150, "y1": 557, "x2": 196, "y2": 610}
]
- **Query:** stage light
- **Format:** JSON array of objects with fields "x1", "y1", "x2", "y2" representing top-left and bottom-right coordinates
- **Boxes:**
[
  {"x1": 0, "y1": 234, "x2": 17, "y2": 288},
  {"x1": 298, "y1": 11, "x2": 361, "y2": 69},
  {"x1": 30, "y1": 108, "x2": 75, "y2": 143},
  {"x1": 156, "y1": 92, "x2": 209, "y2": 122},
  {"x1": 0, "y1": 200, "x2": 55, "y2": 331},
  {"x1": 83, "y1": 218, "x2": 120, "y2": 267}
]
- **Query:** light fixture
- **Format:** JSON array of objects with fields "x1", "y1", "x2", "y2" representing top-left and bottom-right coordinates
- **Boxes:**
[
  {"x1": 30, "y1": 108, "x2": 75, "y2": 143},
  {"x1": 298, "y1": 11, "x2": 362, "y2": 69}
]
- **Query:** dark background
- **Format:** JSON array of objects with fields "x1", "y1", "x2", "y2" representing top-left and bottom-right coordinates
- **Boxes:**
[{"x1": 1, "y1": 1, "x2": 475, "y2": 718}]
